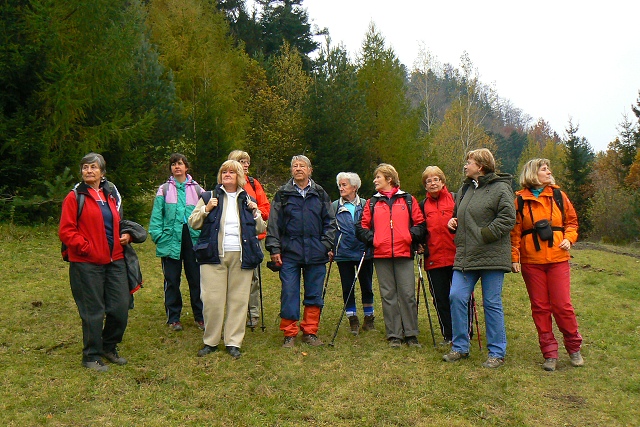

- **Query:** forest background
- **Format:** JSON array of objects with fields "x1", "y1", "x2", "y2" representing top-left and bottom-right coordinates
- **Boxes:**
[{"x1": 2, "y1": 0, "x2": 640, "y2": 242}]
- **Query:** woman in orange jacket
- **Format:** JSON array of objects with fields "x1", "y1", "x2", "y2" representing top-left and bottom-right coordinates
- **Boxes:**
[{"x1": 511, "y1": 158, "x2": 583, "y2": 372}]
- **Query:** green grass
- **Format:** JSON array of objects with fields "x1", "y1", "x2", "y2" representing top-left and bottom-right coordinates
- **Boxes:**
[{"x1": 1, "y1": 224, "x2": 638, "y2": 426}]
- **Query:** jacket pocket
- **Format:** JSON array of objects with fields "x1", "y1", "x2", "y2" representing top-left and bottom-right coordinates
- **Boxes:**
[{"x1": 193, "y1": 241, "x2": 214, "y2": 262}]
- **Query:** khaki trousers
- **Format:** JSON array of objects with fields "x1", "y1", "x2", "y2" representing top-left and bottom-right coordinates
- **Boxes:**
[{"x1": 200, "y1": 251, "x2": 253, "y2": 348}]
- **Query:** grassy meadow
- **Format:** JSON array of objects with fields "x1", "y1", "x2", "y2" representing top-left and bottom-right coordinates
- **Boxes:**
[{"x1": 0, "y1": 224, "x2": 639, "y2": 426}]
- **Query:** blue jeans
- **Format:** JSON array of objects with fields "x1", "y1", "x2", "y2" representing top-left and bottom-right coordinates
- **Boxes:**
[
  {"x1": 279, "y1": 260, "x2": 326, "y2": 320},
  {"x1": 450, "y1": 269, "x2": 507, "y2": 358}
]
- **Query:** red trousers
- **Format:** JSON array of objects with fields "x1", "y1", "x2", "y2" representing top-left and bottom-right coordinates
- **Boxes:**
[
  {"x1": 280, "y1": 305, "x2": 321, "y2": 337},
  {"x1": 522, "y1": 261, "x2": 582, "y2": 359}
]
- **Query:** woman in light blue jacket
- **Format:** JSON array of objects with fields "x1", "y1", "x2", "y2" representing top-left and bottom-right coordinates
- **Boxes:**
[{"x1": 149, "y1": 153, "x2": 204, "y2": 332}]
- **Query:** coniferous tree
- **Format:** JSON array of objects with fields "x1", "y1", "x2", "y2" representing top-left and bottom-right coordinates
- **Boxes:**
[
  {"x1": 147, "y1": 0, "x2": 252, "y2": 186},
  {"x1": 562, "y1": 120, "x2": 594, "y2": 234},
  {"x1": 257, "y1": 0, "x2": 319, "y2": 67},
  {"x1": 356, "y1": 24, "x2": 422, "y2": 193},
  {"x1": 307, "y1": 38, "x2": 369, "y2": 198},
  {"x1": 1, "y1": 0, "x2": 159, "y2": 222}
]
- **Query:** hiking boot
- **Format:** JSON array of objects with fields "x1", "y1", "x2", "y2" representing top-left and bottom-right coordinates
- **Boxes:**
[
  {"x1": 282, "y1": 336, "x2": 295, "y2": 348},
  {"x1": 569, "y1": 351, "x2": 584, "y2": 367},
  {"x1": 405, "y1": 336, "x2": 422, "y2": 348},
  {"x1": 482, "y1": 357, "x2": 505, "y2": 368},
  {"x1": 226, "y1": 346, "x2": 241, "y2": 359},
  {"x1": 246, "y1": 317, "x2": 259, "y2": 328},
  {"x1": 195, "y1": 320, "x2": 205, "y2": 330},
  {"x1": 361, "y1": 315, "x2": 375, "y2": 331},
  {"x1": 168, "y1": 321, "x2": 183, "y2": 331},
  {"x1": 102, "y1": 349, "x2": 127, "y2": 365},
  {"x1": 348, "y1": 315, "x2": 360, "y2": 335},
  {"x1": 301, "y1": 334, "x2": 324, "y2": 346},
  {"x1": 197, "y1": 344, "x2": 218, "y2": 357},
  {"x1": 543, "y1": 358, "x2": 557, "y2": 371},
  {"x1": 439, "y1": 339, "x2": 452, "y2": 347},
  {"x1": 442, "y1": 351, "x2": 469, "y2": 362},
  {"x1": 388, "y1": 337, "x2": 403, "y2": 348},
  {"x1": 82, "y1": 360, "x2": 108, "y2": 372}
]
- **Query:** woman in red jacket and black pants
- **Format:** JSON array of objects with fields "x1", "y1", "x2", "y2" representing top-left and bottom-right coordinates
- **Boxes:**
[
  {"x1": 59, "y1": 153, "x2": 131, "y2": 372},
  {"x1": 419, "y1": 166, "x2": 472, "y2": 346},
  {"x1": 356, "y1": 163, "x2": 425, "y2": 348}
]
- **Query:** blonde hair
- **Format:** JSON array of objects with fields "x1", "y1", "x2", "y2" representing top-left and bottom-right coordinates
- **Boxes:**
[
  {"x1": 217, "y1": 160, "x2": 246, "y2": 188},
  {"x1": 519, "y1": 158, "x2": 555, "y2": 188},
  {"x1": 467, "y1": 148, "x2": 496, "y2": 174},
  {"x1": 228, "y1": 150, "x2": 250, "y2": 163},
  {"x1": 421, "y1": 166, "x2": 446, "y2": 187},
  {"x1": 374, "y1": 163, "x2": 400, "y2": 188}
]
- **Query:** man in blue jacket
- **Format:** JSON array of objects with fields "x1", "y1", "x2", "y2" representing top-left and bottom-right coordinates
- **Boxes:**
[{"x1": 266, "y1": 155, "x2": 336, "y2": 348}]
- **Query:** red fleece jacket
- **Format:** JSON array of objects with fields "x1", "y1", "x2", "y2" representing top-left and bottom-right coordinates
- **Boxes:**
[{"x1": 59, "y1": 184, "x2": 124, "y2": 264}]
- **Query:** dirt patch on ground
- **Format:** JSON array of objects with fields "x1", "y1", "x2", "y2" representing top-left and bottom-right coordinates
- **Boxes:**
[{"x1": 572, "y1": 242, "x2": 640, "y2": 259}]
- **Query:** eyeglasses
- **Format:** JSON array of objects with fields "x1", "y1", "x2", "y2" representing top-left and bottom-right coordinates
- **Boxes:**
[
  {"x1": 239, "y1": 159, "x2": 250, "y2": 165},
  {"x1": 425, "y1": 178, "x2": 441, "y2": 185}
]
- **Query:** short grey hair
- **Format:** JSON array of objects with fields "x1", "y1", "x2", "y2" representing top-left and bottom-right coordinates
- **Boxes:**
[
  {"x1": 80, "y1": 152, "x2": 107, "y2": 176},
  {"x1": 336, "y1": 172, "x2": 361, "y2": 191},
  {"x1": 290, "y1": 155, "x2": 312, "y2": 169}
]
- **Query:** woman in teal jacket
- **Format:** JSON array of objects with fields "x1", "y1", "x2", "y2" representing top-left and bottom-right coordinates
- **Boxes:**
[{"x1": 149, "y1": 153, "x2": 204, "y2": 331}]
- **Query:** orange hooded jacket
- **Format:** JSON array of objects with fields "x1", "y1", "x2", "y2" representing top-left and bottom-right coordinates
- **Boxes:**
[{"x1": 510, "y1": 185, "x2": 578, "y2": 265}]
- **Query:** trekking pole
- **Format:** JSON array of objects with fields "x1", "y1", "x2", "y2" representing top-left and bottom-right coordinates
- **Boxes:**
[
  {"x1": 322, "y1": 260, "x2": 333, "y2": 301},
  {"x1": 247, "y1": 306, "x2": 255, "y2": 332},
  {"x1": 319, "y1": 260, "x2": 333, "y2": 322},
  {"x1": 329, "y1": 251, "x2": 366, "y2": 347},
  {"x1": 416, "y1": 253, "x2": 436, "y2": 347},
  {"x1": 471, "y1": 292, "x2": 482, "y2": 350},
  {"x1": 416, "y1": 261, "x2": 421, "y2": 315},
  {"x1": 258, "y1": 263, "x2": 266, "y2": 332}
]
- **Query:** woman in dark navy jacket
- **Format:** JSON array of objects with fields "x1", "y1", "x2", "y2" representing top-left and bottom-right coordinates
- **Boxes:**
[
  {"x1": 189, "y1": 160, "x2": 265, "y2": 359},
  {"x1": 333, "y1": 172, "x2": 375, "y2": 335}
]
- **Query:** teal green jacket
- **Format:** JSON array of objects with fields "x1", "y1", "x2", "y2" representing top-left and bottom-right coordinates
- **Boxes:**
[{"x1": 148, "y1": 175, "x2": 203, "y2": 259}]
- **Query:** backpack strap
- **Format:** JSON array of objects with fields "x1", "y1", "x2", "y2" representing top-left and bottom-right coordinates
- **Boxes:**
[
  {"x1": 404, "y1": 193, "x2": 414, "y2": 228},
  {"x1": 247, "y1": 176, "x2": 256, "y2": 192},
  {"x1": 75, "y1": 188, "x2": 85, "y2": 220},
  {"x1": 553, "y1": 188, "x2": 565, "y2": 224}
]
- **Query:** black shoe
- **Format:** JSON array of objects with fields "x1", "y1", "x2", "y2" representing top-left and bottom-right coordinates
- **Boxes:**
[
  {"x1": 197, "y1": 344, "x2": 218, "y2": 357},
  {"x1": 102, "y1": 349, "x2": 127, "y2": 365},
  {"x1": 226, "y1": 346, "x2": 242, "y2": 359}
]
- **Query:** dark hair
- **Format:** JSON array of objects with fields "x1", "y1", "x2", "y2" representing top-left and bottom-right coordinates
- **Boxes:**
[{"x1": 169, "y1": 153, "x2": 190, "y2": 173}]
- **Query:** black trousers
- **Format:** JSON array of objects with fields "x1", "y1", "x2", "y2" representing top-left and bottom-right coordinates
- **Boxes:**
[
  {"x1": 426, "y1": 266, "x2": 473, "y2": 341},
  {"x1": 162, "y1": 224, "x2": 203, "y2": 324},
  {"x1": 69, "y1": 259, "x2": 129, "y2": 362},
  {"x1": 337, "y1": 259, "x2": 375, "y2": 316}
]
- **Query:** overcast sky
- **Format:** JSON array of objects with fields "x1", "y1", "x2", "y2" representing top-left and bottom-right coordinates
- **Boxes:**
[{"x1": 302, "y1": 0, "x2": 640, "y2": 152}]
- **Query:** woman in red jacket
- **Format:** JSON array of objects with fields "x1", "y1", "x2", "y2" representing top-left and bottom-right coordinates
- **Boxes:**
[
  {"x1": 419, "y1": 166, "x2": 473, "y2": 346},
  {"x1": 511, "y1": 158, "x2": 582, "y2": 371},
  {"x1": 356, "y1": 163, "x2": 425, "y2": 348},
  {"x1": 59, "y1": 153, "x2": 131, "y2": 372}
]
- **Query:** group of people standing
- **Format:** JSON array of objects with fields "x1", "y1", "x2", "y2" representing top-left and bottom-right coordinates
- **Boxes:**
[{"x1": 59, "y1": 147, "x2": 584, "y2": 373}]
